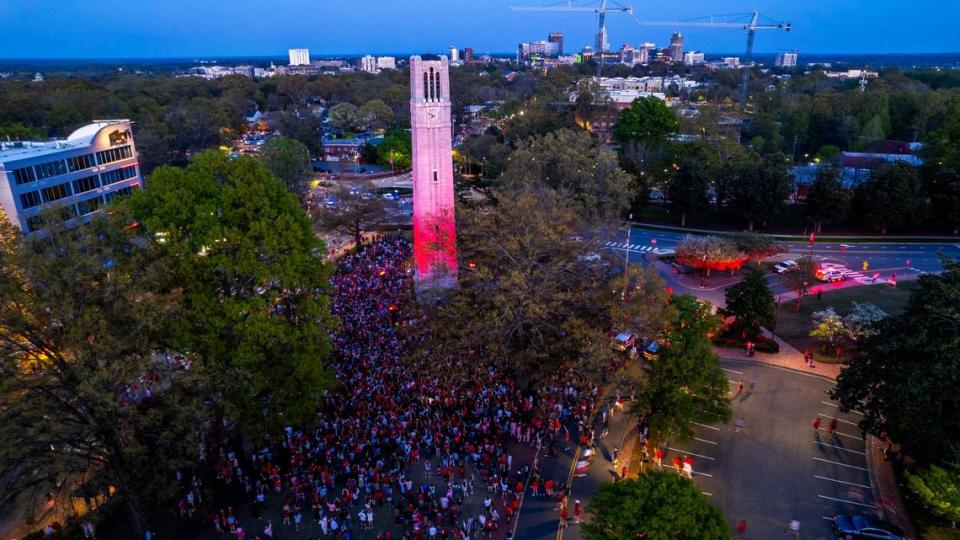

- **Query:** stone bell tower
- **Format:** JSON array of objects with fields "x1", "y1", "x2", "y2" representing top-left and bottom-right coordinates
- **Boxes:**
[{"x1": 410, "y1": 55, "x2": 457, "y2": 288}]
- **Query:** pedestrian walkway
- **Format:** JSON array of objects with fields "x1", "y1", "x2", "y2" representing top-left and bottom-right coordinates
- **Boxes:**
[
  {"x1": 713, "y1": 330, "x2": 842, "y2": 380},
  {"x1": 601, "y1": 240, "x2": 674, "y2": 255}
]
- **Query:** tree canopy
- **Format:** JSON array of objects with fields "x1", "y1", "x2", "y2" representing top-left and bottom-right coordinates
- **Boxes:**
[
  {"x1": 725, "y1": 265, "x2": 775, "y2": 338},
  {"x1": 582, "y1": 471, "x2": 730, "y2": 540},
  {"x1": 258, "y1": 136, "x2": 312, "y2": 194}
]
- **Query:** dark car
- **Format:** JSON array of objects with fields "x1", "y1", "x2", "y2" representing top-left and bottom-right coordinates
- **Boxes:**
[{"x1": 832, "y1": 515, "x2": 904, "y2": 539}]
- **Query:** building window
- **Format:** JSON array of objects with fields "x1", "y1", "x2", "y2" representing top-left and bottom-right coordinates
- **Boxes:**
[
  {"x1": 99, "y1": 165, "x2": 137, "y2": 186},
  {"x1": 41, "y1": 182, "x2": 71, "y2": 203},
  {"x1": 435, "y1": 70, "x2": 441, "y2": 100},
  {"x1": 104, "y1": 186, "x2": 133, "y2": 203},
  {"x1": 433, "y1": 171, "x2": 438, "y2": 183},
  {"x1": 423, "y1": 72, "x2": 429, "y2": 101},
  {"x1": 73, "y1": 175, "x2": 100, "y2": 194},
  {"x1": 19, "y1": 191, "x2": 41, "y2": 209},
  {"x1": 95, "y1": 145, "x2": 132, "y2": 166},
  {"x1": 67, "y1": 153, "x2": 96, "y2": 173},
  {"x1": 12, "y1": 167, "x2": 36, "y2": 185},
  {"x1": 76, "y1": 196, "x2": 103, "y2": 216},
  {"x1": 34, "y1": 159, "x2": 68, "y2": 180}
]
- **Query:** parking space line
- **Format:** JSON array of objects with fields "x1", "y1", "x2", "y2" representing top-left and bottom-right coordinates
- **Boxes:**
[
  {"x1": 814, "y1": 475, "x2": 871, "y2": 489},
  {"x1": 813, "y1": 457, "x2": 868, "y2": 471},
  {"x1": 814, "y1": 441, "x2": 866, "y2": 455},
  {"x1": 667, "y1": 447, "x2": 714, "y2": 461},
  {"x1": 721, "y1": 367, "x2": 743, "y2": 375},
  {"x1": 728, "y1": 379, "x2": 740, "y2": 384},
  {"x1": 694, "y1": 437, "x2": 718, "y2": 445},
  {"x1": 817, "y1": 413, "x2": 858, "y2": 426},
  {"x1": 693, "y1": 471, "x2": 713, "y2": 478},
  {"x1": 817, "y1": 494, "x2": 877, "y2": 509},
  {"x1": 831, "y1": 431, "x2": 864, "y2": 441},
  {"x1": 701, "y1": 491, "x2": 713, "y2": 496},
  {"x1": 694, "y1": 422, "x2": 720, "y2": 431},
  {"x1": 821, "y1": 401, "x2": 864, "y2": 415},
  {"x1": 821, "y1": 516, "x2": 834, "y2": 521}
]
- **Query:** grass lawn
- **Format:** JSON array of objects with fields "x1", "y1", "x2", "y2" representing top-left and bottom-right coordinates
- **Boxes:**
[{"x1": 773, "y1": 282, "x2": 918, "y2": 364}]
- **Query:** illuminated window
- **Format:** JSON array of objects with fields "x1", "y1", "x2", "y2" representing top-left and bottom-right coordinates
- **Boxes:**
[{"x1": 67, "y1": 153, "x2": 95, "y2": 172}]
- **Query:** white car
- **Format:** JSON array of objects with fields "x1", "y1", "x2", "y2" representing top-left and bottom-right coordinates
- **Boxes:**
[{"x1": 774, "y1": 260, "x2": 798, "y2": 273}]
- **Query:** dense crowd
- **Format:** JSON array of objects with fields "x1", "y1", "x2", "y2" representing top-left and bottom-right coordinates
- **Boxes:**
[{"x1": 172, "y1": 238, "x2": 605, "y2": 539}]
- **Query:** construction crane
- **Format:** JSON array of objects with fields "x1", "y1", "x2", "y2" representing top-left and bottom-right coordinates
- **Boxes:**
[
  {"x1": 634, "y1": 11, "x2": 791, "y2": 107},
  {"x1": 511, "y1": 1, "x2": 634, "y2": 76}
]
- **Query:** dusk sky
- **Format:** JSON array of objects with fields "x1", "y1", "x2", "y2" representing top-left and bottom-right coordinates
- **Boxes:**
[{"x1": 0, "y1": 0, "x2": 955, "y2": 58}]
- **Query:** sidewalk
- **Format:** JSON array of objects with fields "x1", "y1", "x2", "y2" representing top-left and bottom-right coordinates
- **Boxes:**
[{"x1": 715, "y1": 333, "x2": 916, "y2": 539}]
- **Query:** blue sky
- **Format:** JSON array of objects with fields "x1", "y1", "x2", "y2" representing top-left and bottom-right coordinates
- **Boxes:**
[{"x1": 0, "y1": 0, "x2": 955, "y2": 58}]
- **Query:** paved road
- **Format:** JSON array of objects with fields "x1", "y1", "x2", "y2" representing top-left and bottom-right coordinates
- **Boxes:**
[{"x1": 676, "y1": 358, "x2": 872, "y2": 540}]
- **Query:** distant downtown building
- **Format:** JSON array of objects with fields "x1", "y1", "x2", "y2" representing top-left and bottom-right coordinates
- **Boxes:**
[
  {"x1": 360, "y1": 55, "x2": 397, "y2": 73},
  {"x1": 0, "y1": 120, "x2": 142, "y2": 233},
  {"x1": 288, "y1": 48, "x2": 310, "y2": 66},
  {"x1": 776, "y1": 51, "x2": 799, "y2": 68},
  {"x1": 669, "y1": 32, "x2": 684, "y2": 63},
  {"x1": 548, "y1": 32, "x2": 564, "y2": 56},
  {"x1": 683, "y1": 51, "x2": 705, "y2": 66}
]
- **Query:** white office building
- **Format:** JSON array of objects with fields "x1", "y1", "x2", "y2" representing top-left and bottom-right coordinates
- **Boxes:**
[
  {"x1": 775, "y1": 51, "x2": 799, "y2": 68},
  {"x1": 376, "y1": 56, "x2": 397, "y2": 70},
  {"x1": 683, "y1": 51, "x2": 705, "y2": 66},
  {"x1": 449, "y1": 46, "x2": 460, "y2": 63},
  {"x1": 0, "y1": 120, "x2": 142, "y2": 233},
  {"x1": 289, "y1": 48, "x2": 310, "y2": 66},
  {"x1": 361, "y1": 55, "x2": 378, "y2": 73}
]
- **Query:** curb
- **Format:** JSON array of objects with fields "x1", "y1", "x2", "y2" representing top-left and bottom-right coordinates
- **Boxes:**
[{"x1": 865, "y1": 435, "x2": 918, "y2": 540}]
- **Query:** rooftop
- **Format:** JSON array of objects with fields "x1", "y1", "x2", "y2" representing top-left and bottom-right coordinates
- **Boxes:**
[{"x1": 0, "y1": 120, "x2": 131, "y2": 163}]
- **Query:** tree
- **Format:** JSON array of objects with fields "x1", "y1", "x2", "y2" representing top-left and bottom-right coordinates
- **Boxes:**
[
  {"x1": 843, "y1": 302, "x2": 888, "y2": 340},
  {"x1": 921, "y1": 95, "x2": 960, "y2": 233},
  {"x1": 831, "y1": 257, "x2": 960, "y2": 463},
  {"x1": 780, "y1": 256, "x2": 816, "y2": 311},
  {"x1": 666, "y1": 146, "x2": 713, "y2": 227},
  {"x1": 728, "y1": 153, "x2": 793, "y2": 230},
  {"x1": 809, "y1": 307, "x2": 846, "y2": 349},
  {"x1": 853, "y1": 162, "x2": 926, "y2": 234},
  {"x1": 501, "y1": 129, "x2": 632, "y2": 220},
  {"x1": 582, "y1": 471, "x2": 729, "y2": 540},
  {"x1": 725, "y1": 265, "x2": 775, "y2": 339},
  {"x1": 313, "y1": 181, "x2": 387, "y2": 247},
  {"x1": 0, "y1": 209, "x2": 205, "y2": 537},
  {"x1": 634, "y1": 295, "x2": 732, "y2": 443},
  {"x1": 126, "y1": 151, "x2": 335, "y2": 430},
  {"x1": 906, "y1": 465, "x2": 960, "y2": 527},
  {"x1": 378, "y1": 127, "x2": 412, "y2": 170},
  {"x1": 674, "y1": 235, "x2": 745, "y2": 277},
  {"x1": 359, "y1": 99, "x2": 394, "y2": 131},
  {"x1": 328, "y1": 102, "x2": 362, "y2": 134},
  {"x1": 259, "y1": 137, "x2": 312, "y2": 194},
  {"x1": 805, "y1": 166, "x2": 851, "y2": 233},
  {"x1": 613, "y1": 96, "x2": 679, "y2": 165}
]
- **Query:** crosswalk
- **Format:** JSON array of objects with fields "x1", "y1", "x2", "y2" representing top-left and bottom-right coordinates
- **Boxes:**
[
  {"x1": 818, "y1": 263, "x2": 880, "y2": 284},
  {"x1": 602, "y1": 241, "x2": 675, "y2": 255}
]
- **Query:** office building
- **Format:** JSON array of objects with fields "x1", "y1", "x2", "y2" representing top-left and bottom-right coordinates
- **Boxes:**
[
  {"x1": 518, "y1": 40, "x2": 561, "y2": 61},
  {"x1": 0, "y1": 120, "x2": 142, "y2": 233},
  {"x1": 361, "y1": 55, "x2": 378, "y2": 73},
  {"x1": 683, "y1": 51, "x2": 705, "y2": 66},
  {"x1": 548, "y1": 32, "x2": 564, "y2": 56},
  {"x1": 288, "y1": 48, "x2": 310, "y2": 66},
  {"x1": 449, "y1": 46, "x2": 460, "y2": 63},
  {"x1": 376, "y1": 56, "x2": 397, "y2": 70},
  {"x1": 463, "y1": 48, "x2": 475, "y2": 64},
  {"x1": 776, "y1": 51, "x2": 799, "y2": 68},
  {"x1": 669, "y1": 33, "x2": 684, "y2": 63}
]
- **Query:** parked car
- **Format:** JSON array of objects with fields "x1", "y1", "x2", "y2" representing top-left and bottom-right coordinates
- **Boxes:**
[
  {"x1": 642, "y1": 340, "x2": 661, "y2": 361},
  {"x1": 611, "y1": 332, "x2": 636, "y2": 352},
  {"x1": 816, "y1": 269, "x2": 846, "y2": 282},
  {"x1": 831, "y1": 515, "x2": 903, "y2": 539},
  {"x1": 774, "y1": 260, "x2": 798, "y2": 273}
]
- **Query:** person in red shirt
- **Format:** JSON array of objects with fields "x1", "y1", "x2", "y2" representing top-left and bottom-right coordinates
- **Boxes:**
[
  {"x1": 737, "y1": 519, "x2": 747, "y2": 538},
  {"x1": 655, "y1": 447, "x2": 664, "y2": 468},
  {"x1": 672, "y1": 455, "x2": 682, "y2": 473}
]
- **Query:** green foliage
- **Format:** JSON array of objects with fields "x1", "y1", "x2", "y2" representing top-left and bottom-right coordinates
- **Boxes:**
[
  {"x1": 832, "y1": 257, "x2": 960, "y2": 463},
  {"x1": 809, "y1": 307, "x2": 846, "y2": 347},
  {"x1": 378, "y1": 127, "x2": 412, "y2": 169},
  {"x1": 258, "y1": 137, "x2": 312, "y2": 193},
  {"x1": 854, "y1": 161, "x2": 926, "y2": 233},
  {"x1": 665, "y1": 144, "x2": 713, "y2": 226},
  {"x1": 674, "y1": 235, "x2": 742, "y2": 273},
  {"x1": 613, "y1": 96, "x2": 679, "y2": 147},
  {"x1": 843, "y1": 302, "x2": 888, "y2": 340},
  {"x1": 126, "y1": 151, "x2": 335, "y2": 429},
  {"x1": 725, "y1": 265, "x2": 775, "y2": 338},
  {"x1": 501, "y1": 128, "x2": 632, "y2": 220},
  {"x1": 805, "y1": 166, "x2": 851, "y2": 232},
  {"x1": 0, "y1": 208, "x2": 204, "y2": 537},
  {"x1": 582, "y1": 471, "x2": 729, "y2": 540},
  {"x1": 728, "y1": 153, "x2": 793, "y2": 230},
  {"x1": 634, "y1": 295, "x2": 732, "y2": 443},
  {"x1": 359, "y1": 99, "x2": 394, "y2": 131},
  {"x1": 906, "y1": 465, "x2": 960, "y2": 525},
  {"x1": 328, "y1": 102, "x2": 362, "y2": 134}
]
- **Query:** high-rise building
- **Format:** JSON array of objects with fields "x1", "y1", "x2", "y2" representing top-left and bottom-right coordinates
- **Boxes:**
[
  {"x1": 463, "y1": 48, "x2": 475, "y2": 64},
  {"x1": 669, "y1": 33, "x2": 684, "y2": 63},
  {"x1": 449, "y1": 46, "x2": 460, "y2": 63},
  {"x1": 776, "y1": 51, "x2": 799, "y2": 68},
  {"x1": 376, "y1": 56, "x2": 397, "y2": 70},
  {"x1": 683, "y1": 51, "x2": 705, "y2": 66},
  {"x1": 548, "y1": 32, "x2": 564, "y2": 56},
  {"x1": 0, "y1": 120, "x2": 142, "y2": 233},
  {"x1": 409, "y1": 56, "x2": 457, "y2": 288},
  {"x1": 596, "y1": 26, "x2": 609, "y2": 54},
  {"x1": 360, "y1": 55, "x2": 378, "y2": 73},
  {"x1": 639, "y1": 43, "x2": 656, "y2": 65},
  {"x1": 518, "y1": 40, "x2": 561, "y2": 61},
  {"x1": 288, "y1": 48, "x2": 310, "y2": 66}
]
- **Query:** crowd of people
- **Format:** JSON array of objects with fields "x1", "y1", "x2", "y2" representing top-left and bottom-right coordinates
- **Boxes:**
[{"x1": 170, "y1": 238, "x2": 606, "y2": 540}]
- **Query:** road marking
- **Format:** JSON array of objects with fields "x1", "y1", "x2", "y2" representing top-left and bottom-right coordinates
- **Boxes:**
[
  {"x1": 821, "y1": 401, "x2": 864, "y2": 415},
  {"x1": 694, "y1": 422, "x2": 720, "y2": 431},
  {"x1": 694, "y1": 437, "x2": 718, "y2": 445},
  {"x1": 814, "y1": 441, "x2": 866, "y2": 456},
  {"x1": 817, "y1": 413, "x2": 859, "y2": 426},
  {"x1": 667, "y1": 447, "x2": 714, "y2": 461},
  {"x1": 822, "y1": 516, "x2": 835, "y2": 521},
  {"x1": 693, "y1": 471, "x2": 713, "y2": 477},
  {"x1": 815, "y1": 475, "x2": 871, "y2": 489},
  {"x1": 701, "y1": 491, "x2": 713, "y2": 496},
  {"x1": 721, "y1": 367, "x2": 743, "y2": 375},
  {"x1": 831, "y1": 431, "x2": 864, "y2": 441},
  {"x1": 818, "y1": 494, "x2": 877, "y2": 509},
  {"x1": 813, "y1": 457, "x2": 868, "y2": 471}
]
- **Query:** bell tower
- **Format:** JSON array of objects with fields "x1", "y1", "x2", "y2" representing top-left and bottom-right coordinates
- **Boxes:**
[{"x1": 410, "y1": 55, "x2": 458, "y2": 288}]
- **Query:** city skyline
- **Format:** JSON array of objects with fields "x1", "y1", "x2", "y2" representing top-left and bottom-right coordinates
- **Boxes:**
[{"x1": 0, "y1": 0, "x2": 956, "y2": 59}]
